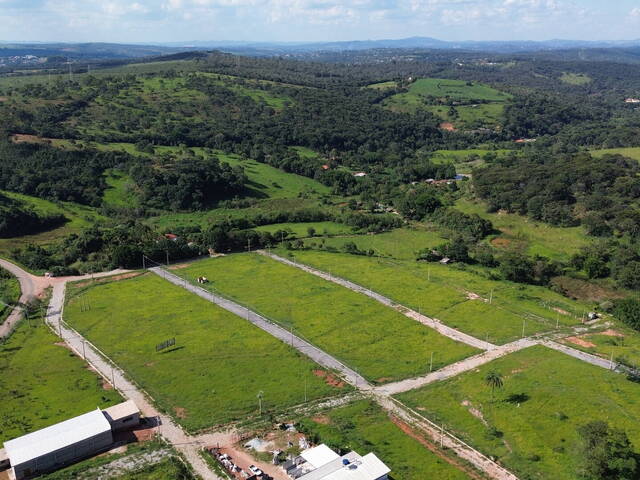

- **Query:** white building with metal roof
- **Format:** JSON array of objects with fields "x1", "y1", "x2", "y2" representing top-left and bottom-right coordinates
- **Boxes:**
[
  {"x1": 290, "y1": 445, "x2": 390, "y2": 480},
  {"x1": 3, "y1": 408, "x2": 113, "y2": 480}
]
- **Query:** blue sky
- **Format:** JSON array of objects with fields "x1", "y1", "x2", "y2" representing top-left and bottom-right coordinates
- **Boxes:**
[{"x1": 2, "y1": 0, "x2": 640, "y2": 43}]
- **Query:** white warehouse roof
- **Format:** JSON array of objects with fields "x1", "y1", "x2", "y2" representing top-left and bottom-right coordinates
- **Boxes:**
[
  {"x1": 300, "y1": 451, "x2": 390, "y2": 480},
  {"x1": 4, "y1": 409, "x2": 111, "y2": 466},
  {"x1": 300, "y1": 444, "x2": 340, "y2": 469},
  {"x1": 103, "y1": 400, "x2": 139, "y2": 422}
]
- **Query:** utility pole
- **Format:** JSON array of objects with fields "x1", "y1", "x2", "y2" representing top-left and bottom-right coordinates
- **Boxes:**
[
  {"x1": 247, "y1": 238, "x2": 251, "y2": 253},
  {"x1": 82, "y1": 340, "x2": 86, "y2": 360},
  {"x1": 429, "y1": 352, "x2": 434, "y2": 372},
  {"x1": 489, "y1": 289, "x2": 493, "y2": 304},
  {"x1": 522, "y1": 319, "x2": 526, "y2": 338},
  {"x1": 143, "y1": 255, "x2": 146, "y2": 269},
  {"x1": 610, "y1": 352, "x2": 615, "y2": 370},
  {"x1": 257, "y1": 391, "x2": 263, "y2": 415},
  {"x1": 111, "y1": 365, "x2": 116, "y2": 389},
  {"x1": 556, "y1": 312, "x2": 559, "y2": 329},
  {"x1": 166, "y1": 249, "x2": 169, "y2": 266}
]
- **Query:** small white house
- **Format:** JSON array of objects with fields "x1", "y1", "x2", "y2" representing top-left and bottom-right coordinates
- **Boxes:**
[{"x1": 289, "y1": 444, "x2": 390, "y2": 480}]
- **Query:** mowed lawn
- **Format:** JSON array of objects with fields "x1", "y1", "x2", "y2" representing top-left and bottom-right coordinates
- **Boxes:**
[
  {"x1": 397, "y1": 345, "x2": 640, "y2": 480},
  {"x1": 64, "y1": 274, "x2": 343, "y2": 432},
  {"x1": 298, "y1": 400, "x2": 472, "y2": 480},
  {"x1": 455, "y1": 198, "x2": 590, "y2": 261},
  {"x1": 180, "y1": 254, "x2": 478, "y2": 383},
  {"x1": 283, "y1": 251, "x2": 584, "y2": 345},
  {"x1": 0, "y1": 322, "x2": 122, "y2": 443}
]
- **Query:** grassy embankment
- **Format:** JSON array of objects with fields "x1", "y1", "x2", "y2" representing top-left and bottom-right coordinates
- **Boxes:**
[{"x1": 179, "y1": 253, "x2": 479, "y2": 383}]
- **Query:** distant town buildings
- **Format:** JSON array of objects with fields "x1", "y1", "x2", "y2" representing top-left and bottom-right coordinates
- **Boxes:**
[{"x1": 625, "y1": 98, "x2": 640, "y2": 104}]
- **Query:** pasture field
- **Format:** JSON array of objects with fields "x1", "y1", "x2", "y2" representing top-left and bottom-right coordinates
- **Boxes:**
[
  {"x1": 291, "y1": 146, "x2": 321, "y2": 159},
  {"x1": 303, "y1": 227, "x2": 445, "y2": 260},
  {"x1": 397, "y1": 345, "x2": 640, "y2": 480},
  {"x1": 282, "y1": 250, "x2": 585, "y2": 345},
  {"x1": 103, "y1": 169, "x2": 138, "y2": 208},
  {"x1": 254, "y1": 221, "x2": 355, "y2": 238},
  {"x1": 0, "y1": 190, "x2": 105, "y2": 258},
  {"x1": 0, "y1": 267, "x2": 20, "y2": 323},
  {"x1": 455, "y1": 198, "x2": 590, "y2": 261},
  {"x1": 179, "y1": 253, "x2": 479, "y2": 383},
  {"x1": 298, "y1": 400, "x2": 472, "y2": 480},
  {"x1": 383, "y1": 78, "x2": 511, "y2": 126},
  {"x1": 64, "y1": 273, "x2": 342, "y2": 431},
  {"x1": 429, "y1": 148, "x2": 513, "y2": 172},
  {"x1": 560, "y1": 324, "x2": 640, "y2": 370},
  {"x1": 0, "y1": 321, "x2": 122, "y2": 443},
  {"x1": 193, "y1": 73, "x2": 294, "y2": 109},
  {"x1": 591, "y1": 147, "x2": 640, "y2": 162},
  {"x1": 559, "y1": 73, "x2": 592, "y2": 85},
  {"x1": 365, "y1": 81, "x2": 397, "y2": 90}
]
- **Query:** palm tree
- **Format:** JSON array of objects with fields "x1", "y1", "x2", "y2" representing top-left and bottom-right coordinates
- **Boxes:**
[{"x1": 485, "y1": 370, "x2": 504, "y2": 403}]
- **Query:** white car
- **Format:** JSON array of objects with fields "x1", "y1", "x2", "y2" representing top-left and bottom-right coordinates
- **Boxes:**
[{"x1": 248, "y1": 465, "x2": 263, "y2": 475}]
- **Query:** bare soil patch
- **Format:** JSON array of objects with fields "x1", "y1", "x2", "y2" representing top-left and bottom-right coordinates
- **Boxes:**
[
  {"x1": 11, "y1": 133, "x2": 52, "y2": 144},
  {"x1": 461, "y1": 400, "x2": 488, "y2": 425},
  {"x1": 553, "y1": 307, "x2": 570, "y2": 316},
  {"x1": 168, "y1": 263, "x2": 190, "y2": 270},
  {"x1": 439, "y1": 122, "x2": 457, "y2": 132},
  {"x1": 174, "y1": 407, "x2": 188, "y2": 419},
  {"x1": 600, "y1": 329, "x2": 625, "y2": 337},
  {"x1": 390, "y1": 416, "x2": 485, "y2": 480},
  {"x1": 0, "y1": 96, "x2": 8, "y2": 102},
  {"x1": 311, "y1": 415, "x2": 331, "y2": 425},
  {"x1": 491, "y1": 237, "x2": 512, "y2": 248},
  {"x1": 312, "y1": 369, "x2": 346, "y2": 388},
  {"x1": 565, "y1": 336, "x2": 596, "y2": 349},
  {"x1": 466, "y1": 292, "x2": 482, "y2": 301}
]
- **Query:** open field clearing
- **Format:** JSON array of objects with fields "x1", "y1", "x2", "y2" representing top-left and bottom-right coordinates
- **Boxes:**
[
  {"x1": 429, "y1": 149, "x2": 513, "y2": 172},
  {"x1": 455, "y1": 198, "x2": 590, "y2": 261},
  {"x1": 397, "y1": 345, "x2": 640, "y2": 480},
  {"x1": 303, "y1": 227, "x2": 445, "y2": 260},
  {"x1": 179, "y1": 253, "x2": 479, "y2": 383},
  {"x1": 0, "y1": 321, "x2": 122, "y2": 443},
  {"x1": 426, "y1": 103, "x2": 505, "y2": 129},
  {"x1": 591, "y1": 147, "x2": 640, "y2": 162},
  {"x1": 559, "y1": 73, "x2": 592, "y2": 85},
  {"x1": 281, "y1": 250, "x2": 585, "y2": 345},
  {"x1": 64, "y1": 273, "x2": 342, "y2": 431},
  {"x1": 366, "y1": 81, "x2": 398, "y2": 90},
  {"x1": 298, "y1": 400, "x2": 473, "y2": 480}
]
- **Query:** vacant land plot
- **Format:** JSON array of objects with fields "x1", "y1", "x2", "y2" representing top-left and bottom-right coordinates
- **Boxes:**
[
  {"x1": 455, "y1": 198, "x2": 590, "y2": 261},
  {"x1": 0, "y1": 321, "x2": 122, "y2": 443},
  {"x1": 103, "y1": 169, "x2": 138, "y2": 208},
  {"x1": 283, "y1": 251, "x2": 584, "y2": 344},
  {"x1": 561, "y1": 324, "x2": 640, "y2": 369},
  {"x1": 298, "y1": 400, "x2": 472, "y2": 480},
  {"x1": 366, "y1": 81, "x2": 397, "y2": 91},
  {"x1": 591, "y1": 147, "x2": 640, "y2": 162},
  {"x1": 303, "y1": 227, "x2": 445, "y2": 260},
  {"x1": 429, "y1": 149, "x2": 513, "y2": 172},
  {"x1": 397, "y1": 345, "x2": 640, "y2": 480},
  {"x1": 426, "y1": 103, "x2": 505, "y2": 129},
  {"x1": 180, "y1": 254, "x2": 478, "y2": 382},
  {"x1": 64, "y1": 274, "x2": 341, "y2": 431}
]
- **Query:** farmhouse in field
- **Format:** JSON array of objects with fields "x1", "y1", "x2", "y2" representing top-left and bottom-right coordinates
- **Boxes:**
[
  {"x1": 1, "y1": 401, "x2": 141, "y2": 479},
  {"x1": 625, "y1": 98, "x2": 640, "y2": 104},
  {"x1": 285, "y1": 444, "x2": 390, "y2": 480}
]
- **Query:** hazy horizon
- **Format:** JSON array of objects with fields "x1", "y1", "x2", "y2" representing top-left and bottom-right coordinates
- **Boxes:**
[{"x1": 2, "y1": 0, "x2": 640, "y2": 45}]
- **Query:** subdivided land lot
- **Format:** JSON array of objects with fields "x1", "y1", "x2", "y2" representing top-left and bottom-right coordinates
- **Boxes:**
[
  {"x1": 397, "y1": 345, "x2": 640, "y2": 480},
  {"x1": 178, "y1": 253, "x2": 479, "y2": 384},
  {"x1": 64, "y1": 273, "x2": 346, "y2": 432}
]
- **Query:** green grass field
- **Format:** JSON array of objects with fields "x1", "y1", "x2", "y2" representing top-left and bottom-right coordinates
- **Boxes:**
[
  {"x1": 0, "y1": 321, "x2": 122, "y2": 443},
  {"x1": 179, "y1": 254, "x2": 479, "y2": 382},
  {"x1": 366, "y1": 81, "x2": 397, "y2": 90},
  {"x1": 282, "y1": 250, "x2": 585, "y2": 345},
  {"x1": 298, "y1": 400, "x2": 472, "y2": 480},
  {"x1": 429, "y1": 149, "x2": 513, "y2": 172},
  {"x1": 303, "y1": 227, "x2": 445, "y2": 260},
  {"x1": 397, "y1": 345, "x2": 640, "y2": 480},
  {"x1": 591, "y1": 147, "x2": 640, "y2": 162},
  {"x1": 455, "y1": 198, "x2": 590, "y2": 261},
  {"x1": 64, "y1": 273, "x2": 342, "y2": 431},
  {"x1": 383, "y1": 78, "x2": 511, "y2": 125},
  {"x1": 103, "y1": 169, "x2": 138, "y2": 208}
]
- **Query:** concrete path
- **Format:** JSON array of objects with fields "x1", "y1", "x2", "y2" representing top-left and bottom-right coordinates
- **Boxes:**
[
  {"x1": 376, "y1": 338, "x2": 537, "y2": 395},
  {"x1": 542, "y1": 340, "x2": 621, "y2": 372},
  {"x1": 258, "y1": 250, "x2": 495, "y2": 351},
  {"x1": 150, "y1": 267, "x2": 373, "y2": 390},
  {"x1": 46, "y1": 281, "x2": 223, "y2": 480}
]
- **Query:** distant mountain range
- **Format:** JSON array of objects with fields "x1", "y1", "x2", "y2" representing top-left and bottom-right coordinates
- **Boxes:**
[{"x1": 2, "y1": 37, "x2": 640, "y2": 61}]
